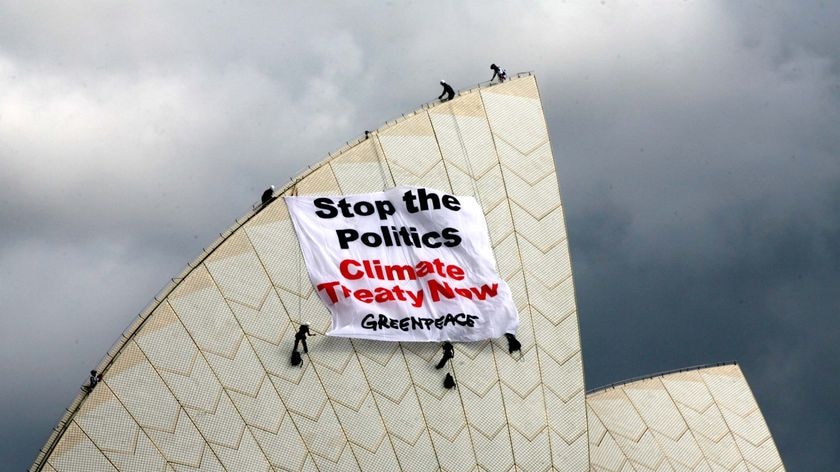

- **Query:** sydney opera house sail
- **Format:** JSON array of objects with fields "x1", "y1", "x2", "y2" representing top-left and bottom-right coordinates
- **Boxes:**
[
  {"x1": 587, "y1": 364, "x2": 785, "y2": 472},
  {"x1": 31, "y1": 74, "x2": 783, "y2": 472}
]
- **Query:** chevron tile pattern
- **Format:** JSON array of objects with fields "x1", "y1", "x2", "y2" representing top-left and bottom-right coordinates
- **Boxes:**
[
  {"x1": 586, "y1": 364, "x2": 785, "y2": 472},
  {"x1": 32, "y1": 75, "x2": 782, "y2": 472},
  {"x1": 33, "y1": 75, "x2": 589, "y2": 472}
]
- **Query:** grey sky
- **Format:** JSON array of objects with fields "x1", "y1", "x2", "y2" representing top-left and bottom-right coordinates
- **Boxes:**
[{"x1": 2, "y1": 1, "x2": 838, "y2": 469}]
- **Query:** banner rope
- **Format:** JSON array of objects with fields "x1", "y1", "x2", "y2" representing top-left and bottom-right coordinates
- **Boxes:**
[
  {"x1": 449, "y1": 107, "x2": 485, "y2": 211},
  {"x1": 292, "y1": 184, "x2": 305, "y2": 328},
  {"x1": 370, "y1": 131, "x2": 393, "y2": 191}
]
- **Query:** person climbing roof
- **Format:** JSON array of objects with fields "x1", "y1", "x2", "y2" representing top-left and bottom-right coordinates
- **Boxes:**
[
  {"x1": 83, "y1": 370, "x2": 102, "y2": 392},
  {"x1": 261, "y1": 185, "x2": 275, "y2": 205},
  {"x1": 294, "y1": 324, "x2": 311, "y2": 354},
  {"x1": 438, "y1": 80, "x2": 455, "y2": 102},
  {"x1": 490, "y1": 63, "x2": 507, "y2": 83}
]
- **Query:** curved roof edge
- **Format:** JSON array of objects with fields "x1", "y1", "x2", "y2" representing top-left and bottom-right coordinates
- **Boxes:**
[
  {"x1": 30, "y1": 71, "x2": 536, "y2": 471},
  {"x1": 586, "y1": 361, "x2": 785, "y2": 471},
  {"x1": 586, "y1": 361, "x2": 739, "y2": 395}
]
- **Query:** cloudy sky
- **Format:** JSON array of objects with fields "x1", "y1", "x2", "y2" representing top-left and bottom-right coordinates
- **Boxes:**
[{"x1": 2, "y1": 1, "x2": 838, "y2": 469}]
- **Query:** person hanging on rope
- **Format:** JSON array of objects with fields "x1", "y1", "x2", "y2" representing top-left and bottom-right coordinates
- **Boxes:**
[
  {"x1": 290, "y1": 324, "x2": 311, "y2": 367},
  {"x1": 435, "y1": 341, "x2": 455, "y2": 369},
  {"x1": 490, "y1": 63, "x2": 507, "y2": 83},
  {"x1": 438, "y1": 80, "x2": 455, "y2": 102},
  {"x1": 293, "y1": 324, "x2": 311, "y2": 354}
]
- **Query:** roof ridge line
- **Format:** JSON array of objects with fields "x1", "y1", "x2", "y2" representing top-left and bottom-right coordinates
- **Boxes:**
[{"x1": 586, "y1": 361, "x2": 739, "y2": 395}]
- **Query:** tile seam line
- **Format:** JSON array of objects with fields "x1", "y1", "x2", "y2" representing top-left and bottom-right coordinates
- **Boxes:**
[
  {"x1": 533, "y1": 75, "x2": 592, "y2": 472},
  {"x1": 325, "y1": 149, "x2": 442, "y2": 470},
  {"x1": 241, "y1": 220, "x2": 373, "y2": 472},
  {"x1": 700, "y1": 368, "x2": 762, "y2": 471},
  {"x1": 738, "y1": 368, "x2": 786, "y2": 470},
  {"x1": 619, "y1": 379, "x2": 684, "y2": 471},
  {"x1": 427, "y1": 102, "x2": 482, "y2": 471},
  {"x1": 480, "y1": 78, "x2": 556, "y2": 470},
  {"x1": 347, "y1": 338, "x2": 407, "y2": 470},
  {"x1": 328, "y1": 158, "x2": 406, "y2": 470},
  {"x1": 75, "y1": 380, "x2": 171, "y2": 469},
  {"x1": 117, "y1": 338, "x2": 231, "y2": 472},
  {"x1": 161, "y1": 296, "x2": 276, "y2": 469},
  {"x1": 660, "y1": 384, "x2": 716, "y2": 470},
  {"x1": 587, "y1": 407, "x2": 640, "y2": 472}
]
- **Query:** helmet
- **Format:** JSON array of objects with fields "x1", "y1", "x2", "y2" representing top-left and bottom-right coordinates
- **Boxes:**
[
  {"x1": 490, "y1": 63, "x2": 497, "y2": 69},
  {"x1": 440, "y1": 80, "x2": 446, "y2": 84}
]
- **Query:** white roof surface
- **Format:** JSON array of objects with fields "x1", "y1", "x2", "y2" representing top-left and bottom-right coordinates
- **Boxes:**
[
  {"x1": 31, "y1": 75, "x2": 784, "y2": 472},
  {"x1": 33, "y1": 74, "x2": 590, "y2": 471},
  {"x1": 587, "y1": 363, "x2": 785, "y2": 472}
]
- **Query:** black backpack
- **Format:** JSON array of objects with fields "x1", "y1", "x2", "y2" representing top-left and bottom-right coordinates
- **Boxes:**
[
  {"x1": 505, "y1": 333, "x2": 522, "y2": 355},
  {"x1": 290, "y1": 350, "x2": 302, "y2": 367},
  {"x1": 443, "y1": 373, "x2": 456, "y2": 389}
]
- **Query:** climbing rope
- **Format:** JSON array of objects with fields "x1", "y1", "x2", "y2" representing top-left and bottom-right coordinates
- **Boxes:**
[
  {"x1": 447, "y1": 104, "x2": 486, "y2": 211},
  {"x1": 368, "y1": 131, "x2": 393, "y2": 191},
  {"x1": 290, "y1": 184, "x2": 305, "y2": 328}
]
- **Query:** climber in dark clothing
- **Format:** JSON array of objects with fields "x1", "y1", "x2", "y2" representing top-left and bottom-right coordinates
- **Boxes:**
[
  {"x1": 293, "y1": 324, "x2": 311, "y2": 354},
  {"x1": 261, "y1": 185, "x2": 275, "y2": 205},
  {"x1": 83, "y1": 370, "x2": 102, "y2": 392},
  {"x1": 435, "y1": 341, "x2": 455, "y2": 369},
  {"x1": 438, "y1": 80, "x2": 455, "y2": 102},
  {"x1": 490, "y1": 64, "x2": 507, "y2": 83}
]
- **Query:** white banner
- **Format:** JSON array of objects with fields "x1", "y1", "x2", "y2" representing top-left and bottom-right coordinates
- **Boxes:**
[{"x1": 285, "y1": 186, "x2": 519, "y2": 342}]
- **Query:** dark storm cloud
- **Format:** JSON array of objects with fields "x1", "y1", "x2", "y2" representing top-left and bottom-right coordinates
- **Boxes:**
[
  {"x1": 556, "y1": 3, "x2": 840, "y2": 468},
  {"x1": 1, "y1": 1, "x2": 837, "y2": 469}
]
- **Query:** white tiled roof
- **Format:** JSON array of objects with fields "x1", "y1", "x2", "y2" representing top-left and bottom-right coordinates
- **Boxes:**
[
  {"x1": 33, "y1": 74, "x2": 591, "y2": 471},
  {"x1": 587, "y1": 364, "x2": 785, "y2": 472}
]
